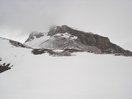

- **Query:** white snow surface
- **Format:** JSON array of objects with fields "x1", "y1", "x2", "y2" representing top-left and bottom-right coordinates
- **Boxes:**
[
  {"x1": 25, "y1": 34, "x2": 50, "y2": 48},
  {"x1": 0, "y1": 38, "x2": 132, "y2": 99},
  {"x1": 25, "y1": 32, "x2": 77, "y2": 49}
]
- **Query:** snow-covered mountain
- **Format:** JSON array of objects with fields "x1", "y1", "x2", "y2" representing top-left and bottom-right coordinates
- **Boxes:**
[
  {"x1": 1, "y1": 25, "x2": 132, "y2": 73},
  {"x1": 25, "y1": 25, "x2": 132, "y2": 56},
  {"x1": 0, "y1": 28, "x2": 132, "y2": 99}
]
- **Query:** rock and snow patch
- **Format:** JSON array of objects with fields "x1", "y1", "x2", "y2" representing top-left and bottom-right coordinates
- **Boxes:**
[
  {"x1": 25, "y1": 34, "x2": 50, "y2": 48},
  {"x1": 25, "y1": 32, "x2": 48, "y2": 42},
  {"x1": 25, "y1": 32, "x2": 78, "y2": 49},
  {"x1": 55, "y1": 32, "x2": 78, "y2": 40},
  {"x1": 24, "y1": 25, "x2": 132, "y2": 56}
]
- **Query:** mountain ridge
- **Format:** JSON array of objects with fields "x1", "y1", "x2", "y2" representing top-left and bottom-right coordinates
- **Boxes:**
[
  {"x1": 0, "y1": 25, "x2": 132, "y2": 57},
  {"x1": 25, "y1": 25, "x2": 132, "y2": 56}
]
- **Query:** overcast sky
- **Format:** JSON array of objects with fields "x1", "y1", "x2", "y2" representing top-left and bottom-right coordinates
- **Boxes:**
[{"x1": 0, "y1": 0, "x2": 132, "y2": 50}]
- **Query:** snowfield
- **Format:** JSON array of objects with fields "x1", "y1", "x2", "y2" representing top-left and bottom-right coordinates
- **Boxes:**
[
  {"x1": 24, "y1": 32, "x2": 78, "y2": 49},
  {"x1": 24, "y1": 34, "x2": 50, "y2": 48},
  {"x1": 0, "y1": 38, "x2": 132, "y2": 99}
]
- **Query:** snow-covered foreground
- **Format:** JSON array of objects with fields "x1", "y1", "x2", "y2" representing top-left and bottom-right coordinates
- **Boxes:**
[
  {"x1": 0, "y1": 38, "x2": 132, "y2": 99},
  {"x1": 0, "y1": 49, "x2": 132, "y2": 99}
]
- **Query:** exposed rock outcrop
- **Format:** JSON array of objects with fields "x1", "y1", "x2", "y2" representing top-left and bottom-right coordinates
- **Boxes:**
[
  {"x1": 0, "y1": 62, "x2": 13, "y2": 73},
  {"x1": 48, "y1": 25, "x2": 132, "y2": 56}
]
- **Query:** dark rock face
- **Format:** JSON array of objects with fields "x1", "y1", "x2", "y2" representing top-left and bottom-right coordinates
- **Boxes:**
[
  {"x1": 0, "y1": 62, "x2": 13, "y2": 73},
  {"x1": 32, "y1": 49, "x2": 72, "y2": 56},
  {"x1": 48, "y1": 25, "x2": 132, "y2": 56},
  {"x1": 9, "y1": 40, "x2": 27, "y2": 48},
  {"x1": 105, "y1": 43, "x2": 132, "y2": 56},
  {"x1": 48, "y1": 25, "x2": 110, "y2": 49}
]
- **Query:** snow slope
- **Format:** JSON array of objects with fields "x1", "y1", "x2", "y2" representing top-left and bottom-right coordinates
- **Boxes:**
[
  {"x1": 0, "y1": 37, "x2": 31, "y2": 66},
  {"x1": 24, "y1": 32, "x2": 78, "y2": 49},
  {"x1": 0, "y1": 37, "x2": 132, "y2": 99},
  {"x1": 25, "y1": 32, "x2": 50, "y2": 48}
]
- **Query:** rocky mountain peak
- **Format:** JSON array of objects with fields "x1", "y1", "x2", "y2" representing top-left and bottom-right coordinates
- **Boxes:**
[
  {"x1": 24, "y1": 25, "x2": 132, "y2": 56},
  {"x1": 48, "y1": 25, "x2": 71, "y2": 36},
  {"x1": 25, "y1": 31, "x2": 45, "y2": 42}
]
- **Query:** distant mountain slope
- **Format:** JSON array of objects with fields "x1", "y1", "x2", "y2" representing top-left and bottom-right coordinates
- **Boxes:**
[
  {"x1": 0, "y1": 37, "x2": 31, "y2": 73},
  {"x1": 25, "y1": 25, "x2": 132, "y2": 56},
  {"x1": 0, "y1": 37, "x2": 29, "y2": 48}
]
